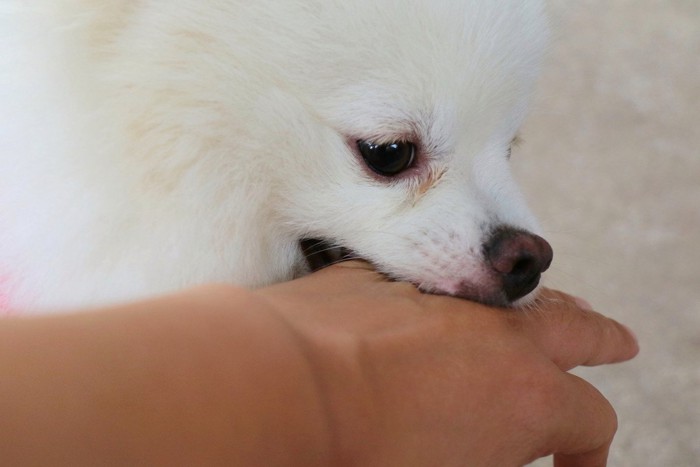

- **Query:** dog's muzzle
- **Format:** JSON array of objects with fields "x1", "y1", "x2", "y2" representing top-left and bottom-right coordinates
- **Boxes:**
[{"x1": 301, "y1": 227, "x2": 553, "y2": 307}]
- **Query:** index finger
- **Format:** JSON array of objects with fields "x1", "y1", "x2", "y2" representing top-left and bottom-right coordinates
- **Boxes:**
[{"x1": 509, "y1": 289, "x2": 639, "y2": 371}]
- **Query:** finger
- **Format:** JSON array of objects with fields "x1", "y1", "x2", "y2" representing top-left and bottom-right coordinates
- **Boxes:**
[
  {"x1": 510, "y1": 289, "x2": 639, "y2": 371},
  {"x1": 549, "y1": 374, "x2": 617, "y2": 467},
  {"x1": 554, "y1": 445, "x2": 611, "y2": 467}
]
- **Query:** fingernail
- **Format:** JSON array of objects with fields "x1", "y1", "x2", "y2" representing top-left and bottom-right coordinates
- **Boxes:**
[
  {"x1": 621, "y1": 323, "x2": 639, "y2": 346},
  {"x1": 574, "y1": 296, "x2": 593, "y2": 310}
]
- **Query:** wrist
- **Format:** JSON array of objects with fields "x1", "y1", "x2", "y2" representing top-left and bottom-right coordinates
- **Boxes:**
[
  {"x1": 180, "y1": 285, "x2": 338, "y2": 466},
  {"x1": 254, "y1": 289, "x2": 382, "y2": 466}
]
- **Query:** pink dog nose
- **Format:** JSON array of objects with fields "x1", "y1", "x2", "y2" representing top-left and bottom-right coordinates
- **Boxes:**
[{"x1": 483, "y1": 227, "x2": 553, "y2": 302}]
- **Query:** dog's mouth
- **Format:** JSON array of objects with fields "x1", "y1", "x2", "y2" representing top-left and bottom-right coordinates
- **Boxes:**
[
  {"x1": 300, "y1": 238, "x2": 356, "y2": 272},
  {"x1": 300, "y1": 229, "x2": 552, "y2": 307}
]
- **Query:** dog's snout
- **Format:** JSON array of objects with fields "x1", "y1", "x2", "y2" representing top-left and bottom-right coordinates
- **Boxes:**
[{"x1": 484, "y1": 227, "x2": 553, "y2": 302}]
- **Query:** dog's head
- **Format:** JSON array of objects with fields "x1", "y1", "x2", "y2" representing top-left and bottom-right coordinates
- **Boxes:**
[
  {"x1": 237, "y1": 0, "x2": 553, "y2": 306},
  {"x1": 134, "y1": 0, "x2": 551, "y2": 305}
]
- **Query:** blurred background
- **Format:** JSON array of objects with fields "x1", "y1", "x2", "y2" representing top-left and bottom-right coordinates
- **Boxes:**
[{"x1": 521, "y1": 1, "x2": 699, "y2": 465}]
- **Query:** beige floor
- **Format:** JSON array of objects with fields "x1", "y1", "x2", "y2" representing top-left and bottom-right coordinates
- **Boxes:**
[{"x1": 523, "y1": 1, "x2": 699, "y2": 466}]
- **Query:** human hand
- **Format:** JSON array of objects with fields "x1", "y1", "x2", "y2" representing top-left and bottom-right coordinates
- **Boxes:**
[
  {"x1": 256, "y1": 261, "x2": 639, "y2": 467},
  {"x1": 0, "y1": 261, "x2": 637, "y2": 467}
]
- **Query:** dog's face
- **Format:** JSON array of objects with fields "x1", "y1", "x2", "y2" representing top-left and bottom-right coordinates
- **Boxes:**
[
  {"x1": 246, "y1": 1, "x2": 552, "y2": 305},
  {"x1": 111, "y1": 0, "x2": 551, "y2": 305}
]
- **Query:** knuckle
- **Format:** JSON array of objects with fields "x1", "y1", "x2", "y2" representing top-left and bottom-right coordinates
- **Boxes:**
[
  {"x1": 590, "y1": 385, "x2": 619, "y2": 437},
  {"x1": 508, "y1": 361, "x2": 566, "y2": 430}
]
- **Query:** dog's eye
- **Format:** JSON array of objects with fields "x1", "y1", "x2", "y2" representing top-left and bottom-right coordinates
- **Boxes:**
[{"x1": 358, "y1": 140, "x2": 416, "y2": 176}]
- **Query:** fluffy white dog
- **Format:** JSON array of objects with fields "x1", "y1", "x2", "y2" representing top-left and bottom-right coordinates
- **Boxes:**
[{"x1": 0, "y1": 0, "x2": 553, "y2": 314}]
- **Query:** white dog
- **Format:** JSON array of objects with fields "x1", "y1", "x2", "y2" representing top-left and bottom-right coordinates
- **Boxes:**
[{"x1": 0, "y1": 0, "x2": 552, "y2": 314}]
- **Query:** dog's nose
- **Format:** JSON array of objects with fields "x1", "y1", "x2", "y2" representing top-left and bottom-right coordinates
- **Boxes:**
[{"x1": 483, "y1": 227, "x2": 553, "y2": 302}]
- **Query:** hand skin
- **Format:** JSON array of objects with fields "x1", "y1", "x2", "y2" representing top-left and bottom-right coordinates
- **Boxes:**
[{"x1": 0, "y1": 262, "x2": 638, "y2": 467}]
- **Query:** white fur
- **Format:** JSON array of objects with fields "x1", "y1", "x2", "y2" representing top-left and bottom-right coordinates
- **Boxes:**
[{"x1": 0, "y1": 0, "x2": 549, "y2": 313}]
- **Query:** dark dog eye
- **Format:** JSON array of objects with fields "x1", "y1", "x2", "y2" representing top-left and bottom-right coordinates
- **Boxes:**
[{"x1": 358, "y1": 140, "x2": 416, "y2": 176}]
